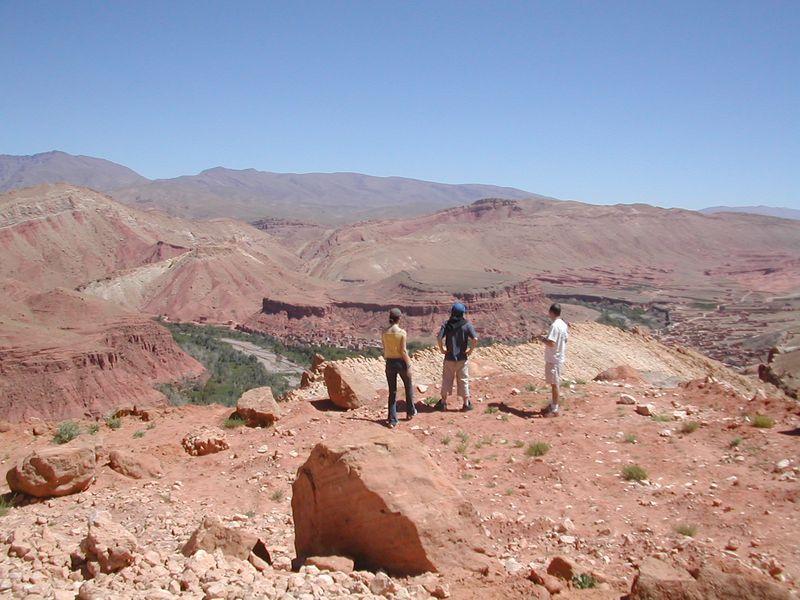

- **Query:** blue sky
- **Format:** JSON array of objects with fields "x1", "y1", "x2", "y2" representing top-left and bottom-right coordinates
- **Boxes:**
[{"x1": 1, "y1": 1, "x2": 797, "y2": 209}]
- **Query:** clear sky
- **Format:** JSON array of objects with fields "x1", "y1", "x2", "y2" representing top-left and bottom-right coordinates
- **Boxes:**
[{"x1": 1, "y1": 1, "x2": 797, "y2": 209}]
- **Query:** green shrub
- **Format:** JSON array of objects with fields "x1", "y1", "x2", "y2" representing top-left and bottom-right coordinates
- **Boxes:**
[
  {"x1": 132, "y1": 430, "x2": 145, "y2": 439},
  {"x1": 675, "y1": 523, "x2": 697, "y2": 537},
  {"x1": 485, "y1": 406, "x2": 499, "y2": 414},
  {"x1": 441, "y1": 435, "x2": 451, "y2": 446},
  {"x1": 573, "y1": 573, "x2": 597, "y2": 589},
  {"x1": 729, "y1": 436, "x2": 743, "y2": 448},
  {"x1": 525, "y1": 441, "x2": 550, "y2": 457},
  {"x1": 751, "y1": 415, "x2": 774, "y2": 429},
  {"x1": 624, "y1": 433, "x2": 637, "y2": 444},
  {"x1": 53, "y1": 421, "x2": 80, "y2": 444},
  {"x1": 88, "y1": 423, "x2": 100, "y2": 435},
  {"x1": 681, "y1": 421, "x2": 701, "y2": 434},
  {"x1": 622, "y1": 464, "x2": 648, "y2": 482},
  {"x1": 106, "y1": 415, "x2": 122, "y2": 430},
  {"x1": 270, "y1": 489, "x2": 285, "y2": 502},
  {"x1": 224, "y1": 416, "x2": 247, "y2": 429},
  {"x1": 651, "y1": 414, "x2": 673, "y2": 422}
]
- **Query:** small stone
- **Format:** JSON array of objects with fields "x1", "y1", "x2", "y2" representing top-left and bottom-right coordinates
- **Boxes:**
[{"x1": 618, "y1": 394, "x2": 636, "y2": 405}]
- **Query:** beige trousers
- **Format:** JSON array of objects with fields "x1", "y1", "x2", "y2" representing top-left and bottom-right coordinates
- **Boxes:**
[{"x1": 441, "y1": 359, "x2": 469, "y2": 399}]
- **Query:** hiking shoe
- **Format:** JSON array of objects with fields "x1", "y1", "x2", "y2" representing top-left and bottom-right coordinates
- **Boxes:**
[
  {"x1": 541, "y1": 404, "x2": 560, "y2": 418},
  {"x1": 434, "y1": 400, "x2": 447, "y2": 412},
  {"x1": 462, "y1": 401, "x2": 473, "y2": 412}
]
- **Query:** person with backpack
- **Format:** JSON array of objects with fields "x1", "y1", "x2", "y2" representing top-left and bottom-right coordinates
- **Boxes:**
[
  {"x1": 435, "y1": 302, "x2": 478, "y2": 412},
  {"x1": 382, "y1": 308, "x2": 417, "y2": 428}
]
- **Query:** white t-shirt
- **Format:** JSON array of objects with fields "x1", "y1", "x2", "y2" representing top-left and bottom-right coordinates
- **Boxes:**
[{"x1": 544, "y1": 318, "x2": 568, "y2": 365}]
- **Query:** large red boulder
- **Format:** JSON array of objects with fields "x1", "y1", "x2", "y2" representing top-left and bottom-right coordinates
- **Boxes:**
[
  {"x1": 6, "y1": 446, "x2": 96, "y2": 497},
  {"x1": 323, "y1": 364, "x2": 376, "y2": 409},
  {"x1": 291, "y1": 429, "x2": 489, "y2": 576},
  {"x1": 236, "y1": 386, "x2": 281, "y2": 427}
]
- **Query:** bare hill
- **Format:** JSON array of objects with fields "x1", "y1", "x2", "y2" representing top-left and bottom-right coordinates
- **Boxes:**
[{"x1": 0, "y1": 150, "x2": 147, "y2": 192}]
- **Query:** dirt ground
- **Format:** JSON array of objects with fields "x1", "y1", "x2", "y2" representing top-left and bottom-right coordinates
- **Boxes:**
[{"x1": 1, "y1": 363, "x2": 798, "y2": 598}]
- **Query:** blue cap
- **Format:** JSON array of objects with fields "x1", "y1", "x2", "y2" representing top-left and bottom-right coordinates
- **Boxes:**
[{"x1": 451, "y1": 302, "x2": 467, "y2": 314}]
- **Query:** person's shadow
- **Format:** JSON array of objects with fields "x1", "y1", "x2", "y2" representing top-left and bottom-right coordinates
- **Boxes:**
[{"x1": 489, "y1": 401, "x2": 541, "y2": 419}]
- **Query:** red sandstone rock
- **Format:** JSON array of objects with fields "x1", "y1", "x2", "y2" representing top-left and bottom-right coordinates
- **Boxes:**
[
  {"x1": 629, "y1": 557, "x2": 790, "y2": 600},
  {"x1": 323, "y1": 363, "x2": 377, "y2": 409},
  {"x1": 291, "y1": 429, "x2": 489, "y2": 576},
  {"x1": 7, "y1": 445, "x2": 96, "y2": 497},
  {"x1": 305, "y1": 555, "x2": 355, "y2": 573},
  {"x1": 181, "y1": 427, "x2": 229, "y2": 456},
  {"x1": 80, "y1": 512, "x2": 138, "y2": 575},
  {"x1": 182, "y1": 515, "x2": 271, "y2": 564},
  {"x1": 235, "y1": 386, "x2": 281, "y2": 427},
  {"x1": 311, "y1": 353, "x2": 326, "y2": 371},
  {"x1": 108, "y1": 449, "x2": 163, "y2": 479}
]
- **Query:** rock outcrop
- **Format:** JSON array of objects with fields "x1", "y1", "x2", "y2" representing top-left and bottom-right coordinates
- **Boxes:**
[
  {"x1": 323, "y1": 364, "x2": 377, "y2": 409},
  {"x1": 6, "y1": 446, "x2": 96, "y2": 497},
  {"x1": 235, "y1": 387, "x2": 281, "y2": 427},
  {"x1": 181, "y1": 427, "x2": 229, "y2": 456},
  {"x1": 291, "y1": 429, "x2": 489, "y2": 576}
]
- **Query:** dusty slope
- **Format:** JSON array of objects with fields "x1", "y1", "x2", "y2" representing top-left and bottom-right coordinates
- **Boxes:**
[
  {"x1": 0, "y1": 333, "x2": 797, "y2": 599},
  {"x1": 300, "y1": 198, "x2": 800, "y2": 284}
]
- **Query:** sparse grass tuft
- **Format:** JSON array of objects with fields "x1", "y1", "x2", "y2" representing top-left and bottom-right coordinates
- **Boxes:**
[
  {"x1": 53, "y1": 421, "x2": 80, "y2": 444},
  {"x1": 681, "y1": 421, "x2": 701, "y2": 434},
  {"x1": 504, "y1": 487, "x2": 515, "y2": 496},
  {"x1": 751, "y1": 415, "x2": 775, "y2": 429},
  {"x1": 651, "y1": 414, "x2": 673, "y2": 422},
  {"x1": 106, "y1": 415, "x2": 122, "y2": 430},
  {"x1": 132, "y1": 430, "x2": 145, "y2": 439},
  {"x1": 456, "y1": 431, "x2": 469, "y2": 443},
  {"x1": 441, "y1": 435, "x2": 452, "y2": 446},
  {"x1": 146, "y1": 422, "x2": 156, "y2": 430},
  {"x1": 624, "y1": 433, "x2": 637, "y2": 444},
  {"x1": 729, "y1": 436, "x2": 743, "y2": 448},
  {"x1": 270, "y1": 489, "x2": 285, "y2": 502},
  {"x1": 245, "y1": 510, "x2": 256, "y2": 518},
  {"x1": 512, "y1": 440, "x2": 525, "y2": 448},
  {"x1": 424, "y1": 397, "x2": 439, "y2": 407},
  {"x1": 0, "y1": 496, "x2": 12, "y2": 517},
  {"x1": 524, "y1": 384, "x2": 537, "y2": 392},
  {"x1": 88, "y1": 423, "x2": 100, "y2": 435},
  {"x1": 485, "y1": 406, "x2": 499, "y2": 414},
  {"x1": 573, "y1": 573, "x2": 597, "y2": 589},
  {"x1": 223, "y1": 416, "x2": 247, "y2": 429},
  {"x1": 525, "y1": 441, "x2": 550, "y2": 457},
  {"x1": 622, "y1": 464, "x2": 648, "y2": 482},
  {"x1": 455, "y1": 442, "x2": 469, "y2": 455},
  {"x1": 675, "y1": 523, "x2": 698, "y2": 537}
]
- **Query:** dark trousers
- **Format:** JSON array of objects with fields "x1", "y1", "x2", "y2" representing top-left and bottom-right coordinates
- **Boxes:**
[{"x1": 386, "y1": 358, "x2": 415, "y2": 424}]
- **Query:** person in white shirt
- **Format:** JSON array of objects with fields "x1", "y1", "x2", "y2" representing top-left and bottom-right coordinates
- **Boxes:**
[{"x1": 538, "y1": 303, "x2": 568, "y2": 417}]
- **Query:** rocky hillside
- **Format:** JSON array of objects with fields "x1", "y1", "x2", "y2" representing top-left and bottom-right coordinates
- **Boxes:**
[{"x1": 0, "y1": 326, "x2": 797, "y2": 599}]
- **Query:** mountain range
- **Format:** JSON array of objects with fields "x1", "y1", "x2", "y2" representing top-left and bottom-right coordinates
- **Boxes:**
[
  {"x1": 0, "y1": 151, "x2": 539, "y2": 223},
  {"x1": 4, "y1": 150, "x2": 795, "y2": 224}
]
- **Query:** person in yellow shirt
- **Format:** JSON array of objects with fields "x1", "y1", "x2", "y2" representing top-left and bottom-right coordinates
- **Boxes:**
[{"x1": 382, "y1": 308, "x2": 416, "y2": 428}]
